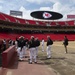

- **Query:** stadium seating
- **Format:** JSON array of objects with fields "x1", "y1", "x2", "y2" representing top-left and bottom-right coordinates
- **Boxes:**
[
  {"x1": 1, "y1": 13, "x2": 17, "y2": 23},
  {"x1": 0, "y1": 12, "x2": 75, "y2": 26},
  {"x1": 26, "y1": 20, "x2": 36, "y2": 25},
  {"x1": 15, "y1": 17, "x2": 26, "y2": 24},
  {"x1": 0, "y1": 13, "x2": 7, "y2": 21},
  {"x1": 50, "y1": 22, "x2": 57, "y2": 26},
  {"x1": 0, "y1": 12, "x2": 75, "y2": 41},
  {"x1": 0, "y1": 32, "x2": 75, "y2": 41},
  {"x1": 57, "y1": 21, "x2": 66, "y2": 26},
  {"x1": 66, "y1": 20, "x2": 74, "y2": 26},
  {"x1": 35, "y1": 21, "x2": 46, "y2": 26}
]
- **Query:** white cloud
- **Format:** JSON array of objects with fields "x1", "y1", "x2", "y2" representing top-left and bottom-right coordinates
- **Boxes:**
[
  {"x1": 0, "y1": 0, "x2": 4, "y2": 3},
  {"x1": 19, "y1": 6, "x2": 52, "y2": 20},
  {"x1": 0, "y1": 6, "x2": 2, "y2": 10},
  {"x1": 39, "y1": 7, "x2": 51, "y2": 11},
  {"x1": 26, "y1": 0, "x2": 57, "y2": 4},
  {"x1": 52, "y1": 2, "x2": 62, "y2": 12},
  {"x1": 18, "y1": 0, "x2": 75, "y2": 20},
  {"x1": 0, "y1": 0, "x2": 75, "y2": 21},
  {"x1": 19, "y1": 6, "x2": 33, "y2": 19},
  {"x1": 18, "y1": 2, "x2": 75, "y2": 21}
]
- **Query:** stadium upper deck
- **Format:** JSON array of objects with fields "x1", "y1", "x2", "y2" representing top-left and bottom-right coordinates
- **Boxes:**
[
  {"x1": 0, "y1": 12, "x2": 75, "y2": 26},
  {"x1": 0, "y1": 12, "x2": 75, "y2": 41}
]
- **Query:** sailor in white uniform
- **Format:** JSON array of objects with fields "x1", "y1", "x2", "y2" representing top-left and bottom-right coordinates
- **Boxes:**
[
  {"x1": 41, "y1": 38, "x2": 44, "y2": 51},
  {"x1": 46, "y1": 36, "x2": 53, "y2": 59}
]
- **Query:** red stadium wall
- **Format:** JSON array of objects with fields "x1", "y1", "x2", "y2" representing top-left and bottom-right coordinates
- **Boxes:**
[
  {"x1": 0, "y1": 32, "x2": 75, "y2": 41},
  {"x1": 2, "y1": 45, "x2": 17, "y2": 68}
]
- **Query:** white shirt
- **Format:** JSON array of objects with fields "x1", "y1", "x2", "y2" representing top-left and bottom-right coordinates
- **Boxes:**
[{"x1": 41, "y1": 39, "x2": 44, "y2": 45}]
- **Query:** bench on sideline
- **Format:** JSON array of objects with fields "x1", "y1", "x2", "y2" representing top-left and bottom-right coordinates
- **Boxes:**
[{"x1": 2, "y1": 45, "x2": 17, "y2": 68}]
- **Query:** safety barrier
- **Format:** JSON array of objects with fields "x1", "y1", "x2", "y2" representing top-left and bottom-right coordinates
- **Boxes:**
[{"x1": 2, "y1": 45, "x2": 17, "y2": 68}]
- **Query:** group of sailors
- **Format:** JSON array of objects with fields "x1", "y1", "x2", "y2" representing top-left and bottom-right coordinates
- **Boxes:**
[
  {"x1": 2, "y1": 35, "x2": 68, "y2": 64},
  {"x1": 16, "y1": 36, "x2": 40, "y2": 64},
  {"x1": 15, "y1": 35, "x2": 54, "y2": 64}
]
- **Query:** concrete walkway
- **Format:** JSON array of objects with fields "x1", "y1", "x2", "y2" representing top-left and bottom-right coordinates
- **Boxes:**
[
  {"x1": 0, "y1": 58, "x2": 56, "y2": 75},
  {"x1": 0, "y1": 52, "x2": 56, "y2": 75}
]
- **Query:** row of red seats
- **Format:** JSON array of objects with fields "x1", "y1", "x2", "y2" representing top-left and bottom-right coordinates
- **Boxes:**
[
  {"x1": 0, "y1": 33, "x2": 75, "y2": 41},
  {"x1": 45, "y1": 20, "x2": 75, "y2": 26},
  {"x1": 0, "y1": 12, "x2": 46, "y2": 25},
  {"x1": 0, "y1": 12, "x2": 75, "y2": 26}
]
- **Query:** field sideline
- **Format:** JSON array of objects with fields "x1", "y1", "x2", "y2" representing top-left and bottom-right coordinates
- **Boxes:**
[{"x1": 38, "y1": 41, "x2": 75, "y2": 75}]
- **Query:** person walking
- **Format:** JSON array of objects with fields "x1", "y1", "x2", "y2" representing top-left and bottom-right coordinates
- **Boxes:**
[
  {"x1": 35, "y1": 37, "x2": 40, "y2": 57},
  {"x1": 22, "y1": 37, "x2": 28, "y2": 58},
  {"x1": 28, "y1": 36, "x2": 36, "y2": 64},
  {"x1": 63, "y1": 36, "x2": 68, "y2": 53},
  {"x1": 46, "y1": 36, "x2": 53, "y2": 59},
  {"x1": 3, "y1": 39, "x2": 6, "y2": 51},
  {"x1": 17, "y1": 36, "x2": 25, "y2": 61},
  {"x1": 15, "y1": 38, "x2": 18, "y2": 49},
  {"x1": 41, "y1": 38, "x2": 44, "y2": 51}
]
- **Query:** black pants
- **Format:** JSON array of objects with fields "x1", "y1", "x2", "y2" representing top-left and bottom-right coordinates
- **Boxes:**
[{"x1": 64, "y1": 45, "x2": 68, "y2": 53}]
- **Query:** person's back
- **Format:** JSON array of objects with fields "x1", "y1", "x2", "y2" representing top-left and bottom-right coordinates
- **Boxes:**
[
  {"x1": 46, "y1": 36, "x2": 53, "y2": 59},
  {"x1": 63, "y1": 37, "x2": 68, "y2": 46},
  {"x1": 47, "y1": 38, "x2": 53, "y2": 46},
  {"x1": 28, "y1": 36, "x2": 37, "y2": 64},
  {"x1": 63, "y1": 36, "x2": 68, "y2": 53},
  {"x1": 35, "y1": 38, "x2": 40, "y2": 47},
  {"x1": 28, "y1": 38, "x2": 36, "y2": 48},
  {"x1": 41, "y1": 39, "x2": 44, "y2": 45}
]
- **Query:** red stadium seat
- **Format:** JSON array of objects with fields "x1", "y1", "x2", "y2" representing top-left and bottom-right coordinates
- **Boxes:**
[
  {"x1": 66, "y1": 20, "x2": 74, "y2": 26},
  {"x1": 15, "y1": 17, "x2": 26, "y2": 24},
  {"x1": 36, "y1": 21, "x2": 46, "y2": 26},
  {"x1": 50, "y1": 22, "x2": 57, "y2": 26},
  {"x1": 57, "y1": 21, "x2": 66, "y2": 26},
  {"x1": 1, "y1": 13, "x2": 17, "y2": 23},
  {"x1": 0, "y1": 13, "x2": 7, "y2": 21},
  {"x1": 26, "y1": 20, "x2": 36, "y2": 25},
  {"x1": 0, "y1": 32, "x2": 75, "y2": 41}
]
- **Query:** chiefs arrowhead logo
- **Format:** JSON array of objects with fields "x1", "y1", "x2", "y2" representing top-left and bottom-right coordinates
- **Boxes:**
[{"x1": 43, "y1": 12, "x2": 52, "y2": 18}]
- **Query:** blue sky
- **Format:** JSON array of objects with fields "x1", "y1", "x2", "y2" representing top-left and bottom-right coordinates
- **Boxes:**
[{"x1": 0, "y1": 0, "x2": 75, "y2": 20}]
